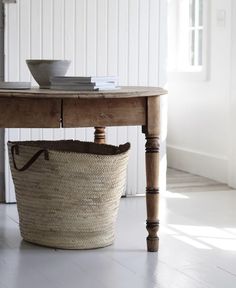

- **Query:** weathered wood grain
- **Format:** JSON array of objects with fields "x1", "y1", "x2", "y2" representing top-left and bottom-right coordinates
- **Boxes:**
[
  {"x1": 0, "y1": 87, "x2": 166, "y2": 99},
  {"x1": 63, "y1": 97, "x2": 146, "y2": 127},
  {"x1": 146, "y1": 96, "x2": 161, "y2": 137},
  {"x1": 0, "y1": 98, "x2": 61, "y2": 128},
  {"x1": 145, "y1": 96, "x2": 161, "y2": 252},
  {"x1": 94, "y1": 127, "x2": 106, "y2": 144}
]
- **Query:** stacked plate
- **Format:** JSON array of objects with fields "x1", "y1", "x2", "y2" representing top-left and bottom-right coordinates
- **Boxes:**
[{"x1": 0, "y1": 82, "x2": 31, "y2": 90}]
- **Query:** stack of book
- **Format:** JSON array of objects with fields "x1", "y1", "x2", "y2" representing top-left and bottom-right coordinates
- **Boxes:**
[{"x1": 50, "y1": 76, "x2": 119, "y2": 91}]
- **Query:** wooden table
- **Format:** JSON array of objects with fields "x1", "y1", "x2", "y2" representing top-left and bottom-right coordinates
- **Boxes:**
[{"x1": 0, "y1": 86, "x2": 167, "y2": 252}]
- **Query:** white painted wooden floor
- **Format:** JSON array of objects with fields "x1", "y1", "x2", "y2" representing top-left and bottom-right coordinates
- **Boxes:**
[{"x1": 1, "y1": 169, "x2": 236, "y2": 288}]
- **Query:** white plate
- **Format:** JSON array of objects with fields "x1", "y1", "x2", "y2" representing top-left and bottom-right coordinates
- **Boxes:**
[{"x1": 0, "y1": 82, "x2": 31, "y2": 90}]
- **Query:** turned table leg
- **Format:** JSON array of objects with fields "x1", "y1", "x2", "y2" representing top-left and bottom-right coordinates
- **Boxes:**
[
  {"x1": 145, "y1": 136, "x2": 160, "y2": 252},
  {"x1": 144, "y1": 96, "x2": 161, "y2": 252},
  {"x1": 94, "y1": 127, "x2": 106, "y2": 144}
]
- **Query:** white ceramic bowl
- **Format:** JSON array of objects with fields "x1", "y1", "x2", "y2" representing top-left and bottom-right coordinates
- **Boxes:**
[{"x1": 26, "y1": 59, "x2": 71, "y2": 89}]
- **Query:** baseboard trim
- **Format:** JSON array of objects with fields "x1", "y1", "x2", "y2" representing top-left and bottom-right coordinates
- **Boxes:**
[{"x1": 167, "y1": 145, "x2": 228, "y2": 183}]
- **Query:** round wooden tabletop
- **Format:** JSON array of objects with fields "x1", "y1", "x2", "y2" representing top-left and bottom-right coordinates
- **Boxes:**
[{"x1": 0, "y1": 86, "x2": 167, "y2": 99}]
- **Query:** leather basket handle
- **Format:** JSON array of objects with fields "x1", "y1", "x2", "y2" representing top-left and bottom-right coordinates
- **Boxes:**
[{"x1": 11, "y1": 145, "x2": 49, "y2": 172}]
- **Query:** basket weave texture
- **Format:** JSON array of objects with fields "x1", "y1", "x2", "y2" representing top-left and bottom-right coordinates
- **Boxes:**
[{"x1": 8, "y1": 140, "x2": 130, "y2": 249}]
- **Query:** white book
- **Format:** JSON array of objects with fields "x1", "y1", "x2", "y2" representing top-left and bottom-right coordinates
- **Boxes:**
[
  {"x1": 50, "y1": 85, "x2": 120, "y2": 91},
  {"x1": 50, "y1": 85, "x2": 98, "y2": 91},
  {"x1": 51, "y1": 76, "x2": 118, "y2": 85}
]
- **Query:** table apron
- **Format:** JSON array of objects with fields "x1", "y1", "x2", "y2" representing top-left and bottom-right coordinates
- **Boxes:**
[
  {"x1": 0, "y1": 98, "x2": 61, "y2": 128},
  {"x1": 62, "y1": 97, "x2": 147, "y2": 127}
]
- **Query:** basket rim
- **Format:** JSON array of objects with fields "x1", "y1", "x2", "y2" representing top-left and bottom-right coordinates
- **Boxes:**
[{"x1": 8, "y1": 140, "x2": 131, "y2": 156}]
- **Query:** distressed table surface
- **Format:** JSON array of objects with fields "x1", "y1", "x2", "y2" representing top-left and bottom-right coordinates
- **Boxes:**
[{"x1": 0, "y1": 86, "x2": 166, "y2": 98}]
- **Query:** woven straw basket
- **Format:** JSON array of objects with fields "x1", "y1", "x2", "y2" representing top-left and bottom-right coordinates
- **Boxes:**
[{"x1": 8, "y1": 140, "x2": 130, "y2": 249}]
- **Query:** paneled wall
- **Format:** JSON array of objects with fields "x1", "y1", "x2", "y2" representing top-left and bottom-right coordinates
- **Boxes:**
[
  {"x1": 3, "y1": 0, "x2": 167, "y2": 202},
  {"x1": 0, "y1": 3, "x2": 4, "y2": 202}
]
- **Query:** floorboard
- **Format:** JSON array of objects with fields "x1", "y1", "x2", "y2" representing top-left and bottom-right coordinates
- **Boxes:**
[
  {"x1": 0, "y1": 169, "x2": 236, "y2": 288},
  {"x1": 167, "y1": 168, "x2": 230, "y2": 192}
]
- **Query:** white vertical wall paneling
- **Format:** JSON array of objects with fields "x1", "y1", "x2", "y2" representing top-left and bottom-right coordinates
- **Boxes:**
[
  {"x1": 128, "y1": 0, "x2": 139, "y2": 85},
  {"x1": 75, "y1": 0, "x2": 86, "y2": 76},
  {"x1": 18, "y1": 0, "x2": 31, "y2": 144},
  {"x1": 0, "y1": 3, "x2": 4, "y2": 81},
  {"x1": 96, "y1": 0, "x2": 112, "y2": 154},
  {"x1": 106, "y1": 0, "x2": 119, "y2": 146},
  {"x1": 118, "y1": 0, "x2": 128, "y2": 85},
  {"x1": 0, "y1": 3, "x2": 4, "y2": 201},
  {"x1": 46, "y1": 0, "x2": 61, "y2": 141},
  {"x1": 53, "y1": 0, "x2": 64, "y2": 60},
  {"x1": 7, "y1": 3, "x2": 19, "y2": 81},
  {"x1": 159, "y1": 0, "x2": 168, "y2": 87},
  {"x1": 42, "y1": 0, "x2": 53, "y2": 59},
  {"x1": 107, "y1": 0, "x2": 118, "y2": 77},
  {"x1": 149, "y1": 0, "x2": 160, "y2": 86},
  {"x1": 30, "y1": 0, "x2": 42, "y2": 88},
  {"x1": 4, "y1": 3, "x2": 19, "y2": 202},
  {"x1": 41, "y1": 129, "x2": 54, "y2": 141},
  {"x1": 41, "y1": 1, "x2": 55, "y2": 157},
  {"x1": 4, "y1": 4, "x2": 8, "y2": 80},
  {"x1": 4, "y1": 0, "x2": 166, "y2": 202},
  {"x1": 97, "y1": 0, "x2": 107, "y2": 76},
  {"x1": 19, "y1": 0, "x2": 31, "y2": 145},
  {"x1": 74, "y1": 0, "x2": 87, "y2": 142},
  {"x1": 31, "y1": 0, "x2": 41, "y2": 59},
  {"x1": 126, "y1": 0, "x2": 139, "y2": 195},
  {"x1": 42, "y1": 0, "x2": 63, "y2": 141},
  {"x1": 31, "y1": 129, "x2": 42, "y2": 141},
  {"x1": 85, "y1": 0, "x2": 97, "y2": 142},
  {"x1": 19, "y1": 0, "x2": 30, "y2": 81},
  {"x1": 137, "y1": 0, "x2": 150, "y2": 194},
  {"x1": 64, "y1": 0, "x2": 77, "y2": 141},
  {"x1": 117, "y1": 0, "x2": 129, "y2": 193},
  {"x1": 86, "y1": 0, "x2": 97, "y2": 76},
  {"x1": 65, "y1": 0, "x2": 75, "y2": 75},
  {"x1": 139, "y1": 0, "x2": 149, "y2": 85},
  {"x1": 17, "y1": 2, "x2": 33, "y2": 187}
]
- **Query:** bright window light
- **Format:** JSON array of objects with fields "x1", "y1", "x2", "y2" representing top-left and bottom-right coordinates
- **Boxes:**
[
  {"x1": 168, "y1": 224, "x2": 236, "y2": 251},
  {"x1": 225, "y1": 228, "x2": 236, "y2": 236},
  {"x1": 165, "y1": 191, "x2": 189, "y2": 199},
  {"x1": 169, "y1": 225, "x2": 235, "y2": 238},
  {"x1": 198, "y1": 238, "x2": 236, "y2": 251},
  {"x1": 173, "y1": 235, "x2": 211, "y2": 249},
  {"x1": 189, "y1": 0, "x2": 203, "y2": 67},
  {"x1": 168, "y1": 0, "x2": 208, "y2": 79}
]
